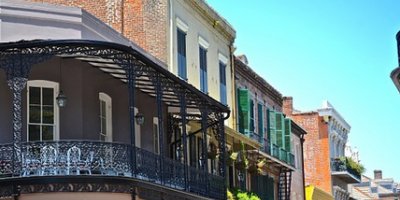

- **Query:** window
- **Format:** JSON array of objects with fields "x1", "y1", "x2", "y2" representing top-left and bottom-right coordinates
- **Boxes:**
[
  {"x1": 237, "y1": 88, "x2": 250, "y2": 135},
  {"x1": 257, "y1": 103, "x2": 264, "y2": 144},
  {"x1": 177, "y1": 28, "x2": 187, "y2": 80},
  {"x1": 199, "y1": 46, "x2": 208, "y2": 93},
  {"x1": 219, "y1": 62, "x2": 228, "y2": 106},
  {"x1": 99, "y1": 93, "x2": 112, "y2": 142},
  {"x1": 153, "y1": 117, "x2": 159, "y2": 154},
  {"x1": 27, "y1": 80, "x2": 59, "y2": 141},
  {"x1": 249, "y1": 99, "x2": 255, "y2": 133},
  {"x1": 134, "y1": 107, "x2": 141, "y2": 147}
]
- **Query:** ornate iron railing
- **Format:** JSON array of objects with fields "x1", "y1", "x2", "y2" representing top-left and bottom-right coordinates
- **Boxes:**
[
  {"x1": 279, "y1": 148, "x2": 288, "y2": 163},
  {"x1": 330, "y1": 158, "x2": 361, "y2": 181},
  {"x1": 271, "y1": 144, "x2": 279, "y2": 158},
  {"x1": 0, "y1": 141, "x2": 224, "y2": 199}
]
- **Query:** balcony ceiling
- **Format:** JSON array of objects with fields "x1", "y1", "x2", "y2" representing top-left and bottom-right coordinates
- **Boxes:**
[
  {"x1": 0, "y1": 39, "x2": 229, "y2": 115},
  {"x1": 332, "y1": 171, "x2": 361, "y2": 184}
]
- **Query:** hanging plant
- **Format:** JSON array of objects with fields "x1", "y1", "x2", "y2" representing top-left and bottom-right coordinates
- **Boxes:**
[
  {"x1": 234, "y1": 142, "x2": 248, "y2": 171},
  {"x1": 248, "y1": 158, "x2": 266, "y2": 174}
]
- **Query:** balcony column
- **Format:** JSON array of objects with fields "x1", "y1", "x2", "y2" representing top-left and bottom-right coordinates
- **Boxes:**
[
  {"x1": 200, "y1": 107, "x2": 209, "y2": 194},
  {"x1": 7, "y1": 77, "x2": 27, "y2": 176},
  {"x1": 155, "y1": 72, "x2": 165, "y2": 183},
  {"x1": 179, "y1": 91, "x2": 189, "y2": 191},
  {"x1": 3, "y1": 54, "x2": 34, "y2": 176},
  {"x1": 127, "y1": 61, "x2": 136, "y2": 175},
  {"x1": 217, "y1": 112, "x2": 227, "y2": 200},
  {"x1": 199, "y1": 107, "x2": 209, "y2": 173}
]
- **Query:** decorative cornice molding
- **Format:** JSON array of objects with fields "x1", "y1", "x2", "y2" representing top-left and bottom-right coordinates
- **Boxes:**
[
  {"x1": 234, "y1": 56, "x2": 283, "y2": 107},
  {"x1": 185, "y1": 0, "x2": 236, "y2": 42}
]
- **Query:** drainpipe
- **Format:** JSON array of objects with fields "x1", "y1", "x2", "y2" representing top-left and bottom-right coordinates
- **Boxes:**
[
  {"x1": 229, "y1": 40, "x2": 236, "y2": 131},
  {"x1": 301, "y1": 134, "x2": 306, "y2": 200},
  {"x1": 121, "y1": 0, "x2": 125, "y2": 34}
]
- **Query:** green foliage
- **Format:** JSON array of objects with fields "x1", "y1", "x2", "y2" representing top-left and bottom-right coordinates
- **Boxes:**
[
  {"x1": 340, "y1": 156, "x2": 365, "y2": 175},
  {"x1": 227, "y1": 188, "x2": 261, "y2": 200},
  {"x1": 227, "y1": 189, "x2": 235, "y2": 200}
]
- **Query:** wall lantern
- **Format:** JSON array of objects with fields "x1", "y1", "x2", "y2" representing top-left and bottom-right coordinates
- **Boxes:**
[
  {"x1": 135, "y1": 112, "x2": 145, "y2": 125},
  {"x1": 56, "y1": 91, "x2": 67, "y2": 107},
  {"x1": 57, "y1": 58, "x2": 67, "y2": 108}
]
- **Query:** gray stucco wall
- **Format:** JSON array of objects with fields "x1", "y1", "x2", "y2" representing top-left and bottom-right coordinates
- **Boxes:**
[{"x1": 0, "y1": 57, "x2": 167, "y2": 154}]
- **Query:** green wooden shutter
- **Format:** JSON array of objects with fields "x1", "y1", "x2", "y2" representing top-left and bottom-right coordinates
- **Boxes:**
[
  {"x1": 268, "y1": 110, "x2": 276, "y2": 145},
  {"x1": 284, "y1": 118, "x2": 292, "y2": 152},
  {"x1": 258, "y1": 103, "x2": 263, "y2": 144},
  {"x1": 237, "y1": 89, "x2": 250, "y2": 134},
  {"x1": 250, "y1": 99, "x2": 254, "y2": 133},
  {"x1": 275, "y1": 112, "x2": 284, "y2": 148}
]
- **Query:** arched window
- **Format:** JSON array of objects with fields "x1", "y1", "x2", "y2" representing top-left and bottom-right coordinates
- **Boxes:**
[
  {"x1": 27, "y1": 80, "x2": 59, "y2": 141},
  {"x1": 99, "y1": 92, "x2": 112, "y2": 142}
]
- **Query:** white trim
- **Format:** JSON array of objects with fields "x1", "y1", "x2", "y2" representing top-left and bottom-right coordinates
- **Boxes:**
[
  {"x1": 176, "y1": 16, "x2": 189, "y2": 33},
  {"x1": 218, "y1": 53, "x2": 228, "y2": 64},
  {"x1": 27, "y1": 80, "x2": 60, "y2": 141},
  {"x1": 153, "y1": 117, "x2": 159, "y2": 154},
  {"x1": 99, "y1": 92, "x2": 112, "y2": 142},
  {"x1": 134, "y1": 107, "x2": 141, "y2": 147},
  {"x1": 198, "y1": 35, "x2": 209, "y2": 49}
]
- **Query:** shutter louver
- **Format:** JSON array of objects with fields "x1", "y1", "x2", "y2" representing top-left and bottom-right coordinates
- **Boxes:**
[
  {"x1": 275, "y1": 112, "x2": 284, "y2": 148},
  {"x1": 284, "y1": 118, "x2": 291, "y2": 152},
  {"x1": 258, "y1": 103, "x2": 264, "y2": 144},
  {"x1": 238, "y1": 89, "x2": 250, "y2": 134}
]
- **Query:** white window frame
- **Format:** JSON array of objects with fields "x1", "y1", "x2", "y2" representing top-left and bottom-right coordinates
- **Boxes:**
[
  {"x1": 134, "y1": 107, "x2": 141, "y2": 147},
  {"x1": 198, "y1": 35, "x2": 210, "y2": 49},
  {"x1": 153, "y1": 117, "x2": 159, "y2": 154},
  {"x1": 27, "y1": 80, "x2": 60, "y2": 141},
  {"x1": 176, "y1": 17, "x2": 189, "y2": 33},
  {"x1": 99, "y1": 92, "x2": 112, "y2": 142}
]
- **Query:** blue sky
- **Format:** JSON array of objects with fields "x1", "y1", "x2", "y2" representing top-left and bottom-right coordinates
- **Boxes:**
[{"x1": 207, "y1": 0, "x2": 400, "y2": 181}]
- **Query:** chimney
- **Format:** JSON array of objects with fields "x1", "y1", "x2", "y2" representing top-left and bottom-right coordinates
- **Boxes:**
[
  {"x1": 283, "y1": 96, "x2": 293, "y2": 116},
  {"x1": 374, "y1": 170, "x2": 382, "y2": 180}
]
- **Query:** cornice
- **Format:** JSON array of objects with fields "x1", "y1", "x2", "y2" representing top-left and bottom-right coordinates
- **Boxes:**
[
  {"x1": 185, "y1": 0, "x2": 236, "y2": 42},
  {"x1": 234, "y1": 57, "x2": 283, "y2": 107}
]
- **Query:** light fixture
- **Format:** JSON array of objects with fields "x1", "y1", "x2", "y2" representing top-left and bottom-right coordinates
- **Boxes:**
[
  {"x1": 135, "y1": 112, "x2": 144, "y2": 125},
  {"x1": 56, "y1": 91, "x2": 67, "y2": 107},
  {"x1": 57, "y1": 57, "x2": 67, "y2": 108}
]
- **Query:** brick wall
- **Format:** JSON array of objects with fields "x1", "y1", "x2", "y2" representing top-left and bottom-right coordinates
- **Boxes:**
[
  {"x1": 28, "y1": 0, "x2": 168, "y2": 63},
  {"x1": 283, "y1": 97, "x2": 332, "y2": 194}
]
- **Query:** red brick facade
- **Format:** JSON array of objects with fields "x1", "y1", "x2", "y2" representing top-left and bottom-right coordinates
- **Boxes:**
[
  {"x1": 283, "y1": 97, "x2": 332, "y2": 194},
  {"x1": 28, "y1": 0, "x2": 168, "y2": 63}
]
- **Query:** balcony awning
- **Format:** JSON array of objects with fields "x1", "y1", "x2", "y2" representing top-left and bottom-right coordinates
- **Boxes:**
[{"x1": 0, "y1": 39, "x2": 229, "y2": 114}]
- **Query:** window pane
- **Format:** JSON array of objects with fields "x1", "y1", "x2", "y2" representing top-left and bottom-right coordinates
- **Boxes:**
[
  {"x1": 42, "y1": 106, "x2": 54, "y2": 124},
  {"x1": 42, "y1": 125, "x2": 54, "y2": 140},
  {"x1": 29, "y1": 105, "x2": 41, "y2": 123},
  {"x1": 101, "y1": 101, "x2": 106, "y2": 118},
  {"x1": 29, "y1": 87, "x2": 40, "y2": 105},
  {"x1": 101, "y1": 117, "x2": 107, "y2": 134},
  {"x1": 28, "y1": 125, "x2": 40, "y2": 141},
  {"x1": 42, "y1": 88, "x2": 54, "y2": 106}
]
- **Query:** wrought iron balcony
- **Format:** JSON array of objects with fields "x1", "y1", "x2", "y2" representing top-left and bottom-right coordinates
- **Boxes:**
[
  {"x1": 331, "y1": 158, "x2": 361, "y2": 183},
  {"x1": 269, "y1": 144, "x2": 279, "y2": 159},
  {"x1": 0, "y1": 140, "x2": 224, "y2": 199},
  {"x1": 287, "y1": 152, "x2": 295, "y2": 167}
]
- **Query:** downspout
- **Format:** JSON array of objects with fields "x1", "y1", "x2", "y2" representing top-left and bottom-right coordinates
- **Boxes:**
[
  {"x1": 229, "y1": 39, "x2": 237, "y2": 131},
  {"x1": 168, "y1": 0, "x2": 174, "y2": 71},
  {"x1": 301, "y1": 134, "x2": 306, "y2": 200},
  {"x1": 121, "y1": 0, "x2": 125, "y2": 34}
]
